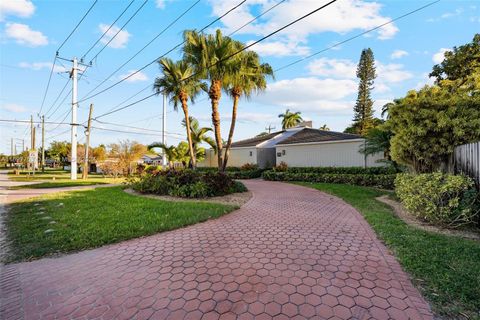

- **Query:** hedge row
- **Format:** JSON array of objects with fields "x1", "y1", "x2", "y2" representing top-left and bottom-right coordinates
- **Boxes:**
[
  {"x1": 196, "y1": 167, "x2": 264, "y2": 179},
  {"x1": 262, "y1": 171, "x2": 396, "y2": 189},
  {"x1": 274, "y1": 166, "x2": 400, "y2": 175}
]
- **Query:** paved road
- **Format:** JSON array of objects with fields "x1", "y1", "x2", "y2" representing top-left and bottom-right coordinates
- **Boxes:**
[{"x1": 0, "y1": 180, "x2": 432, "y2": 319}]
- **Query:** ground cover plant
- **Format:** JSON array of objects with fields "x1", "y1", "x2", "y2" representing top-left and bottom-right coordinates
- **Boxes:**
[
  {"x1": 296, "y1": 182, "x2": 480, "y2": 319},
  {"x1": 5, "y1": 186, "x2": 236, "y2": 263},
  {"x1": 131, "y1": 169, "x2": 247, "y2": 198}
]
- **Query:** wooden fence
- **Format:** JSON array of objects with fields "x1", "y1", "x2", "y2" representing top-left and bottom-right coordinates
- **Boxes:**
[{"x1": 453, "y1": 141, "x2": 480, "y2": 186}]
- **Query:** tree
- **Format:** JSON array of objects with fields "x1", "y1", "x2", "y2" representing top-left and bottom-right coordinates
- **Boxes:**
[
  {"x1": 359, "y1": 125, "x2": 395, "y2": 166},
  {"x1": 278, "y1": 109, "x2": 303, "y2": 129},
  {"x1": 149, "y1": 143, "x2": 178, "y2": 168},
  {"x1": 222, "y1": 50, "x2": 274, "y2": 170},
  {"x1": 430, "y1": 33, "x2": 480, "y2": 95},
  {"x1": 387, "y1": 86, "x2": 480, "y2": 173},
  {"x1": 256, "y1": 132, "x2": 269, "y2": 137},
  {"x1": 183, "y1": 29, "x2": 240, "y2": 169},
  {"x1": 352, "y1": 48, "x2": 376, "y2": 135},
  {"x1": 154, "y1": 58, "x2": 205, "y2": 169},
  {"x1": 108, "y1": 140, "x2": 146, "y2": 175},
  {"x1": 182, "y1": 116, "x2": 216, "y2": 165},
  {"x1": 48, "y1": 140, "x2": 70, "y2": 165},
  {"x1": 319, "y1": 124, "x2": 330, "y2": 131}
]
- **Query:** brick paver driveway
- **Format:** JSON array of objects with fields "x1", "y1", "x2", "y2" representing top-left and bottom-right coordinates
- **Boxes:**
[{"x1": 1, "y1": 180, "x2": 432, "y2": 320}]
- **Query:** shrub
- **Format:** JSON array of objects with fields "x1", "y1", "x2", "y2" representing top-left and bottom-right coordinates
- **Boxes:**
[
  {"x1": 262, "y1": 171, "x2": 396, "y2": 189},
  {"x1": 196, "y1": 166, "x2": 263, "y2": 179},
  {"x1": 241, "y1": 163, "x2": 258, "y2": 171},
  {"x1": 395, "y1": 173, "x2": 479, "y2": 228},
  {"x1": 130, "y1": 169, "x2": 247, "y2": 198},
  {"x1": 273, "y1": 161, "x2": 288, "y2": 172}
]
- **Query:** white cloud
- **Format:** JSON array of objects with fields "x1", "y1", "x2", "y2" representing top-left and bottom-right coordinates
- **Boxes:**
[
  {"x1": 308, "y1": 58, "x2": 356, "y2": 78},
  {"x1": 390, "y1": 50, "x2": 408, "y2": 59},
  {"x1": 156, "y1": 0, "x2": 166, "y2": 9},
  {"x1": 4, "y1": 23, "x2": 48, "y2": 47},
  {"x1": 98, "y1": 24, "x2": 130, "y2": 49},
  {"x1": 1, "y1": 103, "x2": 28, "y2": 113},
  {"x1": 246, "y1": 40, "x2": 310, "y2": 57},
  {"x1": 415, "y1": 72, "x2": 436, "y2": 90},
  {"x1": 376, "y1": 62, "x2": 413, "y2": 83},
  {"x1": 209, "y1": 0, "x2": 398, "y2": 57},
  {"x1": 0, "y1": 0, "x2": 35, "y2": 21},
  {"x1": 432, "y1": 48, "x2": 451, "y2": 64},
  {"x1": 119, "y1": 70, "x2": 148, "y2": 82},
  {"x1": 19, "y1": 62, "x2": 67, "y2": 73}
]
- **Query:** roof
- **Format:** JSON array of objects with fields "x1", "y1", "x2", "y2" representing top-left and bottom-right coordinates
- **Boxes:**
[
  {"x1": 231, "y1": 131, "x2": 284, "y2": 148},
  {"x1": 231, "y1": 128, "x2": 362, "y2": 148},
  {"x1": 278, "y1": 128, "x2": 361, "y2": 145}
]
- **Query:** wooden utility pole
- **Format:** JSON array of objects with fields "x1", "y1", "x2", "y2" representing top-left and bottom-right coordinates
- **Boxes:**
[
  {"x1": 41, "y1": 115, "x2": 45, "y2": 172},
  {"x1": 82, "y1": 104, "x2": 93, "y2": 180}
]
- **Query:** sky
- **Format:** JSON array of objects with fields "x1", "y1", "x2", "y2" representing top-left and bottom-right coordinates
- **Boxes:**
[{"x1": 0, "y1": 0, "x2": 478, "y2": 155}]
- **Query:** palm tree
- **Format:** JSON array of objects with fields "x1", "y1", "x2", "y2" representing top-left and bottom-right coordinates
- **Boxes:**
[
  {"x1": 278, "y1": 109, "x2": 303, "y2": 129},
  {"x1": 148, "y1": 142, "x2": 177, "y2": 169},
  {"x1": 221, "y1": 50, "x2": 274, "y2": 171},
  {"x1": 319, "y1": 124, "x2": 330, "y2": 131},
  {"x1": 183, "y1": 29, "x2": 240, "y2": 169},
  {"x1": 154, "y1": 58, "x2": 205, "y2": 169},
  {"x1": 181, "y1": 116, "x2": 216, "y2": 165}
]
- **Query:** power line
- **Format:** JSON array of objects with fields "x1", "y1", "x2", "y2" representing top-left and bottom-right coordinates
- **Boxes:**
[
  {"x1": 93, "y1": 119, "x2": 182, "y2": 135},
  {"x1": 44, "y1": 77, "x2": 70, "y2": 117},
  {"x1": 81, "y1": 0, "x2": 136, "y2": 61},
  {"x1": 57, "y1": 0, "x2": 99, "y2": 52},
  {"x1": 275, "y1": 0, "x2": 440, "y2": 72},
  {"x1": 89, "y1": 0, "x2": 149, "y2": 63},
  {"x1": 91, "y1": 0, "x2": 339, "y2": 120},
  {"x1": 78, "y1": 0, "x2": 248, "y2": 103},
  {"x1": 81, "y1": 0, "x2": 201, "y2": 101},
  {"x1": 37, "y1": 55, "x2": 57, "y2": 116}
]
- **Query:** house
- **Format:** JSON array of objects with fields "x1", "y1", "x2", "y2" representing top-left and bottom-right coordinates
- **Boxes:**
[
  {"x1": 139, "y1": 154, "x2": 163, "y2": 166},
  {"x1": 198, "y1": 124, "x2": 384, "y2": 168}
]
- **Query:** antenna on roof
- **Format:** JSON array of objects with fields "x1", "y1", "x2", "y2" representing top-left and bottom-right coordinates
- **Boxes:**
[{"x1": 265, "y1": 124, "x2": 276, "y2": 133}]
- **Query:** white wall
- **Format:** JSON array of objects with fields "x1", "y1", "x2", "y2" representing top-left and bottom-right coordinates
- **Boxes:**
[
  {"x1": 197, "y1": 147, "x2": 257, "y2": 168},
  {"x1": 275, "y1": 140, "x2": 385, "y2": 167}
]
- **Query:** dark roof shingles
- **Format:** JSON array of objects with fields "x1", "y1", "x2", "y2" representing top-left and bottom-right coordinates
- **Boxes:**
[
  {"x1": 278, "y1": 128, "x2": 361, "y2": 145},
  {"x1": 231, "y1": 131, "x2": 284, "y2": 148}
]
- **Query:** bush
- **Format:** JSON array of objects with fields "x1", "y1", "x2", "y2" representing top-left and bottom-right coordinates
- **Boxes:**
[
  {"x1": 279, "y1": 166, "x2": 400, "y2": 175},
  {"x1": 273, "y1": 161, "x2": 288, "y2": 172},
  {"x1": 262, "y1": 171, "x2": 396, "y2": 189},
  {"x1": 197, "y1": 166, "x2": 263, "y2": 179},
  {"x1": 240, "y1": 163, "x2": 258, "y2": 171},
  {"x1": 395, "y1": 173, "x2": 479, "y2": 228},
  {"x1": 130, "y1": 169, "x2": 247, "y2": 198}
]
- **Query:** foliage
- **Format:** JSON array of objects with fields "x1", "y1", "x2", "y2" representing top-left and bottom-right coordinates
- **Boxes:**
[
  {"x1": 97, "y1": 160, "x2": 123, "y2": 178},
  {"x1": 47, "y1": 140, "x2": 70, "y2": 165},
  {"x1": 319, "y1": 124, "x2": 330, "y2": 131},
  {"x1": 131, "y1": 169, "x2": 247, "y2": 198},
  {"x1": 273, "y1": 161, "x2": 288, "y2": 172},
  {"x1": 154, "y1": 58, "x2": 206, "y2": 168},
  {"x1": 197, "y1": 166, "x2": 263, "y2": 179},
  {"x1": 395, "y1": 173, "x2": 479, "y2": 228},
  {"x1": 263, "y1": 171, "x2": 396, "y2": 189},
  {"x1": 240, "y1": 163, "x2": 258, "y2": 171},
  {"x1": 5, "y1": 186, "x2": 235, "y2": 262},
  {"x1": 352, "y1": 48, "x2": 376, "y2": 135},
  {"x1": 278, "y1": 109, "x2": 303, "y2": 129},
  {"x1": 298, "y1": 182, "x2": 480, "y2": 319},
  {"x1": 430, "y1": 33, "x2": 480, "y2": 95},
  {"x1": 107, "y1": 140, "x2": 146, "y2": 175},
  {"x1": 182, "y1": 116, "x2": 216, "y2": 164},
  {"x1": 387, "y1": 87, "x2": 480, "y2": 172}
]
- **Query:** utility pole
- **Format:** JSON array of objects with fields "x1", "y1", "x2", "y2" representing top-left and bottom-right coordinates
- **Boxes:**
[
  {"x1": 41, "y1": 115, "x2": 45, "y2": 172},
  {"x1": 30, "y1": 115, "x2": 34, "y2": 149},
  {"x1": 82, "y1": 104, "x2": 93, "y2": 180},
  {"x1": 162, "y1": 93, "x2": 167, "y2": 167},
  {"x1": 11, "y1": 138, "x2": 13, "y2": 156},
  {"x1": 265, "y1": 124, "x2": 276, "y2": 133},
  {"x1": 22, "y1": 139, "x2": 24, "y2": 152},
  {"x1": 70, "y1": 57, "x2": 78, "y2": 180}
]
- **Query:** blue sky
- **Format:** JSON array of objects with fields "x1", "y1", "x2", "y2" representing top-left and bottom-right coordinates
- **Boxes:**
[{"x1": 0, "y1": 0, "x2": 478, "y2": 155}]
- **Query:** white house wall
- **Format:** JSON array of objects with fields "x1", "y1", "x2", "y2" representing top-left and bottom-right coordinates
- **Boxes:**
[
  {"x1": 197, "y1": 148, "x2": 257, "y2": 168},
  {"x1": 275, "y1": 140, "x2": 384, "y2": 167}
]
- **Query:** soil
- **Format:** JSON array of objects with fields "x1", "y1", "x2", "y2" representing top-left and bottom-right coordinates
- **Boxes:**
[
  {"x1": 376, "y1": 195, "x2": 480, "y2": 241},
  {"x1": 124, "y1": 188, "x2": 253, "y2": 207}
]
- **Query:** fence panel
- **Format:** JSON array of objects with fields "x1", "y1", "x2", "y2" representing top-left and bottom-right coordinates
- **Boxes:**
[{"x1": 454, "y1": 141, "x2": 480, "y2": 186}]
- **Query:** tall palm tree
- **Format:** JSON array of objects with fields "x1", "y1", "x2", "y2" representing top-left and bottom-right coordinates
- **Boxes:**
[
  {"x1": 278, "y1": 109, "x2": 303, "y2": 129},
  {"x1": 148, "y1": 142, "x2": 177, "y2": 169},
  {"x1": 182, "y1": 116, "x2": 216, "y2": 164},
  {"x1": 154, "y1": 58, "x2": 205, "y2": 168},
  {"x1": 183, "y1": 29, "x2": 240, "y2": 169},
  {"x1": 222, "y1": 50, "x2": 274, "y2": 171}
]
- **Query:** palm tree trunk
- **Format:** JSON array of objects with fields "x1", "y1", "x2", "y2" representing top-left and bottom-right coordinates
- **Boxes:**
[
  {"x1": 222, "y1": 93, "x2": 239, "y2": 171},
  {"x1": 209, "y1": 80, "x2": 223, "y2": 170},
  {"x1": 181, "y1": 99, "x2": 196, "y2": 169}
]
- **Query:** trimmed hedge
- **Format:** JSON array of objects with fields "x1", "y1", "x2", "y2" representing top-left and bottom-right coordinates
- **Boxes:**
[
  {"x1": 262, "y1": 171, "x2": 396, "y2": 189},
  {"x1": 197, "y1": 167, "x2": 264, "y2": 179},
  {"x1": 395, "y1": 173, "x2": 479, "y2": 228},
  {"x1": 274, "y1": 166, "x2": 400, "y2": 175}
]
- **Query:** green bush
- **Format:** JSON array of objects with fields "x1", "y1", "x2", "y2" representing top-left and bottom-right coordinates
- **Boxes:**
[
  {"x1": 197, "y1": 166, "x2": 263, "y2": 179},
  {"x1": 262, "y1": 171, "x2": 396, "y2": 189},
  {"x1": 130, "y1": 169, "x2": 247, "y2": 198},
  {"x1": 277, "y1": 166, "x2": 400, "y2": 175},
  {"x1": 395, "y1": 173, "x2": 479, "y2": 228}
]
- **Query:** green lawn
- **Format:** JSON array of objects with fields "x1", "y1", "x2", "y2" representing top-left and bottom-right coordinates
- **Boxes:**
[
  {"x1": 296, "y1": 182, "x2": 480, "y2": 320},
  {"x1": 5, "y1": 186, "x2": 236, "y2": 263},
  {"x1": 7, "y1": 168, "x2": 124, "y2": 187}
]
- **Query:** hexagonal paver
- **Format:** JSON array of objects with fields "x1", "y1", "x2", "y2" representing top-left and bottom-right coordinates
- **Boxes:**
[{"x1": 0, "y1": 180, "x2": 433, "y2": 320}]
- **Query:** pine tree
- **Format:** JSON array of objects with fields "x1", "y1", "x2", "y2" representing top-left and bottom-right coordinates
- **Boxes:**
[{"x1": 353, "y1": 48, "x2": 376, "y2": 135}]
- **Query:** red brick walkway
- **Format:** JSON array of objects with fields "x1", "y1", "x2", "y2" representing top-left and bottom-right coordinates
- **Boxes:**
[{"x1": 1, "y1": 180, "x2": 432, "y2": 320}]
